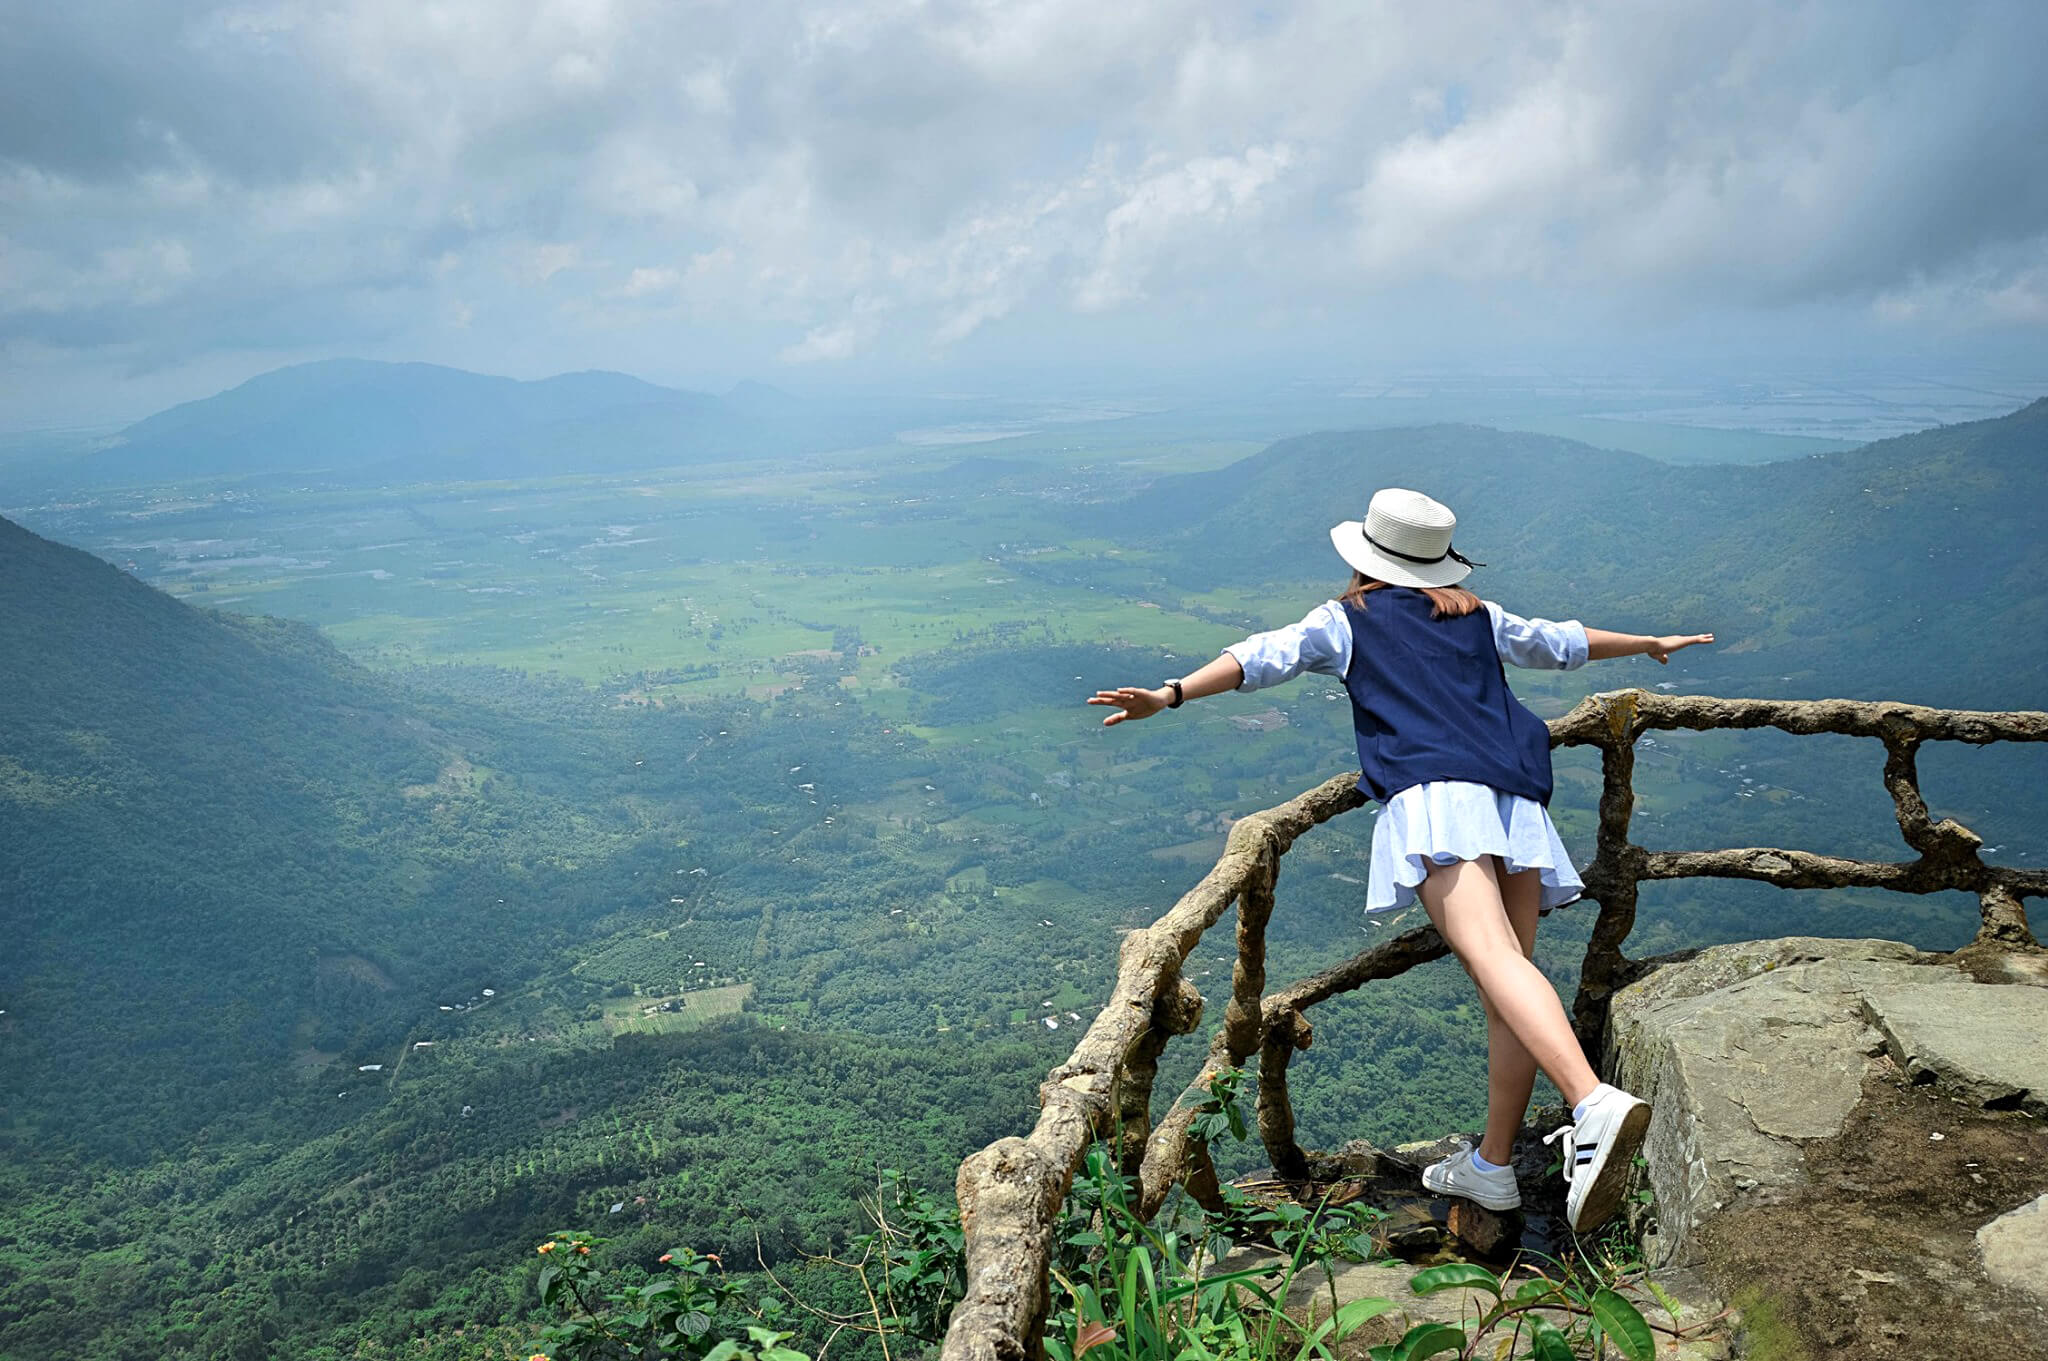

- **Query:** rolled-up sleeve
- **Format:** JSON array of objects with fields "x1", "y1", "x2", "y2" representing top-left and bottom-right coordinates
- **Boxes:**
[
  {"x1": 1224, "y1": 601, "x2": 1352, "y2": 692},
  {"x1": 1486, "y1": 602, "x2": 1589, "y2": 671}
]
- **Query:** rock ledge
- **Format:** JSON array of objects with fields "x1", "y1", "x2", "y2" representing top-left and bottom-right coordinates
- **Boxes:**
[{"x1": 1608, "y1": 936, "x2": 2048, "y2": 1265}]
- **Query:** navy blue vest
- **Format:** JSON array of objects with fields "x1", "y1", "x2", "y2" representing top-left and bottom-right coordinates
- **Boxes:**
[{"x1": 1340, "y1": 590, "x2": 1554, "y2": 806}]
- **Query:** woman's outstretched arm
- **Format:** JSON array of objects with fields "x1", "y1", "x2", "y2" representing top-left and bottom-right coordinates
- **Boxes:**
[
  {"x1": 1584, "y1": 628, "x2": 1716, "y2": 664},
  {"x1": 1087, "y1": 652, "x2": 1246, "y2": 726}
]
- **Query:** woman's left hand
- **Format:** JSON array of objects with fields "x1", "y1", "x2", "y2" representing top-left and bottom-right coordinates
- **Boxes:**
[
  {"x1": 1088, "y1": 686, "x2": 1168, "y2": 726},
  {"x1": 1646, "y1": 632, "x2": 1715, "y2": 663}
]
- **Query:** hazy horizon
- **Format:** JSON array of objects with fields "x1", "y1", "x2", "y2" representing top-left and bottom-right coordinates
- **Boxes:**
[{"x1": 5, "y1": 1, "x2": 2048, "y2": 430}]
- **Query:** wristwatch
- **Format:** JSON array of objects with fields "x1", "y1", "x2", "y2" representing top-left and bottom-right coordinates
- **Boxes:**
[{"x1": 1164, "y1": 679, "x2": 1185, "y2": 709}]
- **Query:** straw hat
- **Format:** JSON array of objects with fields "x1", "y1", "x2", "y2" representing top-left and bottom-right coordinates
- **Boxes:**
[{"x1": 1328, "y1": 488, "x2": 1481, "y2": 588}]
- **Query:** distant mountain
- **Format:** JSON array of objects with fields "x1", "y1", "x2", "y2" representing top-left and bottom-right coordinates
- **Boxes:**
[
  {"x1": 82, "y1": 359, "x2": 900, "y2": 483},
  {"x1": 1098, "y1": 400, "x2": 2048, "y2": 706}
]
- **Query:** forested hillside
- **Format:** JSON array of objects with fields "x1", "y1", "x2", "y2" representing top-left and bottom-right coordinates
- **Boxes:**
[
  {"x1": 6, "y1": 516, "x2": 438, "y2": 1149},
  {"x1": 0, "y1": 517, "x2": 1064, "y2": 1357}
]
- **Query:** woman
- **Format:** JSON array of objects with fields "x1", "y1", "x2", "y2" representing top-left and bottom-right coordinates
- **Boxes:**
[{"x1": 1088, "y1": 487, "x2": 1713, "y2": 1233}]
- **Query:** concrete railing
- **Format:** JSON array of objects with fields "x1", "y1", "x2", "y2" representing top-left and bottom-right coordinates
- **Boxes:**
[{"x1": 939, "y1": 690, "x2": 2048, "y2": 1361}]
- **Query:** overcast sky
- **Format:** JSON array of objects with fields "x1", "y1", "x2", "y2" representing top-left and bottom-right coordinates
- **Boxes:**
[{"x1": 4, "y1": 0, "x2": 2047, "y2": 425}]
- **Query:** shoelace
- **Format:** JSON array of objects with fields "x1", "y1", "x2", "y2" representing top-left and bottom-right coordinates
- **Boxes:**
[
  {"x1": 1431, "y1": 1139, "x2": 1522, "y2": 1189},
  {"x1": 1541, "y1": 1122, "x2": 1579, "y2": 1184}
]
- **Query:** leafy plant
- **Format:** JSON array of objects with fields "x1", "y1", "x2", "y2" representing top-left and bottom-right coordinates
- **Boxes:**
[
  {"x1": 1187, "y1": 1066, "x2": 1252, "y2": 1148},
  {"x1": 844, "y1": 1167, "x2": 967, "y2": 1344},
  {"x1": 1365, "y1": 1256, "x2": 1673, "y2": 1361},
  {"x1": 1042, "y1": 1143, "x2": 1396, "y2": 1361},
  {"x1": 526, "y1": 1232, "x2": 805, "y2": 1361}
]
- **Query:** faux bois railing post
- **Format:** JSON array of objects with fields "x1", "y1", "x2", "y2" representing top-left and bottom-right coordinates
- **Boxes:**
[{"x1": 940, "y1": 774, "x2": 1363, "y2": 1361}]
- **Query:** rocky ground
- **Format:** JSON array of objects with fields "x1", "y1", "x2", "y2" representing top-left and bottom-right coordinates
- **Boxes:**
[
  {"x1": 1224, "y1": 935, "x2": 2048, "y2": 1360},
  {"x1": 1698, "y1": 1066, "x2": 2048, "y2": 1359}
]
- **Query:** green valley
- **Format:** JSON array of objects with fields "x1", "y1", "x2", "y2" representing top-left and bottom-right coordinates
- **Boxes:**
[{"x1": 3, "y1": 395, "x2": 2044, "y2": 1359}]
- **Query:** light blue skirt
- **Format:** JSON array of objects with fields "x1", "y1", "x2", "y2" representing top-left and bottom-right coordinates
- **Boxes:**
[{"x1": 1365, "y1": 780, "x2": 1584, "y2": 913}]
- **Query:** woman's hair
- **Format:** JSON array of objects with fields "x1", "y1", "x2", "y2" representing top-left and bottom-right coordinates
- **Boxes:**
[{"x1": 1341, "y1": 572, "x2": 1482, "y2": 618}]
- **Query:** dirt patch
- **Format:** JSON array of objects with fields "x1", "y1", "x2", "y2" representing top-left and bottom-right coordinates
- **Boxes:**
[
  {"x1": 1148, "y1": 836, "x2": 1226, "y2": 865},
  {"x1": 1699, "y1": 1057, "x2": 2048, "y2": 1360},
  {"x1": 403, "y1": 755, "x2": 480, "y2": 799},
  {"x1": 316, "y1": 952, "x2": 396, "y2": 991}
]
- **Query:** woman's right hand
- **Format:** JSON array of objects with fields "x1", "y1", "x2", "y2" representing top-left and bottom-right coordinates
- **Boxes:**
[{"x1": 1087, "y1": 686, "x2": 1168, "y2": 726}]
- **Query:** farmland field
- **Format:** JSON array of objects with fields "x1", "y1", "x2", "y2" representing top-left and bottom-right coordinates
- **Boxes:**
[
  {"x1": 13, "y1": 430, "x2": 1984, "y2": 1028},
  {"x1": 599, "y1": 983, "x2": 756, "y2": 1036}
]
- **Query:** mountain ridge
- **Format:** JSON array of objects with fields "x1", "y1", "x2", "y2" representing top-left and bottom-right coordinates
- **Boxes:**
[{"x1": 1094, "y1": 400, "x2": 2048, "y2": 706}]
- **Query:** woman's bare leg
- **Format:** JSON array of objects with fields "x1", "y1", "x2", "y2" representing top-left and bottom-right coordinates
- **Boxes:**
[
  {"x1": 1420, "y1": 857, "x2": 1599, "y2": 1114},
  {"x1": 1475, "y1": 860, "x2": 1543, "y2": 1165}
]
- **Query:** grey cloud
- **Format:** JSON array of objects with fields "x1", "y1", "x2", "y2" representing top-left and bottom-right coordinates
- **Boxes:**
[
  {"x1": 1, "y1": 0, "x2": 2044, "y2": 423},
  {"x1": 1338, "y1": 2, "x2": 2048, "y2": 306},
  {"x1": 0, "y1": 7, "x2": 363, "y2": 184}
]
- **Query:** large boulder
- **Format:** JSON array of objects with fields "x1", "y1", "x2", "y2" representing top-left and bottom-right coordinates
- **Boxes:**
[{"x1": 1606, "y1": 935, "x2": 2048, "y2": 1359}]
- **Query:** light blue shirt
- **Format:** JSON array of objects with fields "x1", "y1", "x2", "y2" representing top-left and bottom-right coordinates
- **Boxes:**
[{"x1": 1225, "y1": 600, "x2": 1590, "y2": 692}]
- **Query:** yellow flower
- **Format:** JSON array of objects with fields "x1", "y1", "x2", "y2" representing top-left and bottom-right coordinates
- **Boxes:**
[
  {"x1": 536, "y1": 1242, "x2": 556, "y2": 1255},
  {"x1": 529, "y1": 1354, "x2": 552, "y2": 1361}
]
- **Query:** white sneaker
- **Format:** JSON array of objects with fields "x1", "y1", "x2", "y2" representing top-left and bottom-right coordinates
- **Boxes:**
[
  {"x1": 1421, "y1": 1141, "x2": 1522, "y2": 1212},
  {"x1": 1544, "y1": 1084, "x2": 1651, "y2": 1234}
]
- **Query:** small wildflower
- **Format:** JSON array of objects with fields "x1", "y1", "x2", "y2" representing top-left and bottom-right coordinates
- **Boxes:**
[
  {"x1": 530, "y1": 1354, "x2": 552, "y2": 1361},
  {"x1": 576, "y1": 1244, "x2": 591, "y2": 1256},
  {"x1": 658, "y1": 1253, "x2": 673, "y2": 1264},
  {"x1": 536, "y1": 1242, "x2": 556, "y2": 1255},
  {"x1": 704, "y1": 1252, "x2": 722, "y2": 1265}
]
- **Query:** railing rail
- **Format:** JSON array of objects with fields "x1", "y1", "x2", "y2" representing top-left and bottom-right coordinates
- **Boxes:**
[{"x1": 940, "y1": 691, "x2": 2048, "y2": 1361}]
